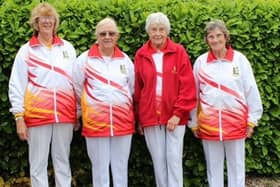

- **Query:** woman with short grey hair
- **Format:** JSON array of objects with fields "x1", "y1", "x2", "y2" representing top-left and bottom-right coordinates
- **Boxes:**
[
  {"x1": 145, "y1": 12, "x2": 171, "y2": 34},
  {"x1": 74, "y1": 17, "x2": 134, "y2": 187},
  {"x1": 190, "y1": 19, "x2": 263, "y2": 187},
  {"x1": 204, "y1": 19, "x2": 230, "y2": 46},
  {"x1": 134, "y1": 12, "x2": 197, "y2": 187}
]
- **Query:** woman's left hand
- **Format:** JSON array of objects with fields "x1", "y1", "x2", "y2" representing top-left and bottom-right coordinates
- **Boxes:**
[
  {"x1": 246, "y1": 126, "x2": 254, "y2": 138},
  {"x1": 74, "y1": 120, "x2": 81, "y2": 131},
  {"x1": 167, "y1": 115, "x2": 180, "y2": 131}
]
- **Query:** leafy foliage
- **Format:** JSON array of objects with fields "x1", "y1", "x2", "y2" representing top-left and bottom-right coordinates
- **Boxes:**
[{"x1": 0, "y1": 0, "x2": 279, "y2": 186}]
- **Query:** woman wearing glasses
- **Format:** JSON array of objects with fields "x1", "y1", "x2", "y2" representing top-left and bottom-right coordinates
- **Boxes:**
[
  {"x1": 73, "y1": 17, "x2": 134, "y2": 187},
  {"x1": 8, "y1": 2, "x2": 78, "y2": 187}
]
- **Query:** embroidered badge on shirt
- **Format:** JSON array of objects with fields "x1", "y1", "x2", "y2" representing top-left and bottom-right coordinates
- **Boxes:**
[
  {"x1": 120, "y1": 64, "x2": 127, "y2": 74},
  {"x1": 63, "y1": 51, "x2": 69, "y2": 59},
  {"x1": 232, "y1": 66, "x2": 240, "y2": 77}
]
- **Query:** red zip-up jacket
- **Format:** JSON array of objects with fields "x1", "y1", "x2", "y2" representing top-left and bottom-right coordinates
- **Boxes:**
[{"x1": 134, "y1": 38, "x2": 197, "y2": 127}]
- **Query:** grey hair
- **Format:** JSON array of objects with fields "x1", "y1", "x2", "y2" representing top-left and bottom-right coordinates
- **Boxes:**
[
  {"x1": 204, "y1": 19, "x2": 230, "y2": 45},
  {"x1": 145, "y1": 12, "x2": 170, "y2": 35},
  {"x1": 95, "y1": 17, "x2": 119, "y2": 36}
]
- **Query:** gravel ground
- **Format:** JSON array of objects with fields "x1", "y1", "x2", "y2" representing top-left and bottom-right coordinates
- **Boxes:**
[
  {"x1": 246, "y1": 176, "x2": 280, "y2": 187},
  {"x1": 2, "y1": 176, "x2": 280, "y2": 186}
]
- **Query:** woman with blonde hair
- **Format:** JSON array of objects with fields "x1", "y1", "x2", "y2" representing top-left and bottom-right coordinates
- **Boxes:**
[{"x1": 9, "y1": 2, "x2": 77, "y2": 187}]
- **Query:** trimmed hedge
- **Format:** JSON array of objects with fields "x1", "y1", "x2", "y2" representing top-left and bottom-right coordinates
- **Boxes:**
[{"x1": 0, "y1": 0, "x2": 279, "y2": 186}]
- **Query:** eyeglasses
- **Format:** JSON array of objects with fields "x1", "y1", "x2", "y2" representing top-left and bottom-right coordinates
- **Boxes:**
[
  {"x1": 99, "y1": 31, "x2": 117, "y2": 37},
  {"x1": 39, "y1": 16, "x2": 55, "y2": 22}
]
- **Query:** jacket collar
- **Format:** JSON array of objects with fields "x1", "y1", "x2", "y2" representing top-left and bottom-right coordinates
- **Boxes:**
[
  {"x1": 29, "y1": 35, "x2": 63, "y2": 47},
  {"x1": 88, "y1": 43, "x2": 124, "y2": 58},
  {"x1": 207, "y1": 46, "x2": 234, "y2": 63},
  {"x1": 138, "y1": 38, "x2": 177, "y2": 56}
]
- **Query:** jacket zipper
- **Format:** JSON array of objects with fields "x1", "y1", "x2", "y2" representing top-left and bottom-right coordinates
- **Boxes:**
[
  {"x1": 218, "y1": 61, "x2": 222, "y2": 141},
  {"x1": 106, "y1": 58, "x2": 114, "y2": 136},
  {"x1": 50, "y1": 48, "x2": 59, "y2": 123}
]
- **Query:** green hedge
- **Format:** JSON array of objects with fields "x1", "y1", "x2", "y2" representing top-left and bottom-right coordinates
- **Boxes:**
[{"x1": 0, "y1": 0, "x2": 279, "y2": 186}]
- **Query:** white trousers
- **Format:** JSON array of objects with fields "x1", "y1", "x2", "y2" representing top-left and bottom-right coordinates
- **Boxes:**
[
  {"x1": 86, "y1": 135, "x2": 132, "y2": 187},
  {"x1": 202, "y1": 139, "x2": 245, "y2": 187},
  {"x1": 144, "y1": 125, "x2": 186, "y2": 187},
  {"x1": 28, "y1": 124, "x2": 74, "y2": 187}
]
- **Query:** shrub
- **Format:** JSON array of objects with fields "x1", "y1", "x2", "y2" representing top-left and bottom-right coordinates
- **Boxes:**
[{"x1": 0, "y1": 0, "x2": 279, "y2": 186}]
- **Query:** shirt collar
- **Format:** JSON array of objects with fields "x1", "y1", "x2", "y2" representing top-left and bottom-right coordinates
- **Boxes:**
[
  {"x1": 147, "y1": 39, "x2": 168, "y2": 52},
  {"x1": 207, "y1": 46, "x2": 234, "y2": 63},
  {"x1": 88, "y1": 43, "x2": 124, "y2": 58},
  {"x1": 29, "y1": 35, "x2": 64, "y2": 47}
]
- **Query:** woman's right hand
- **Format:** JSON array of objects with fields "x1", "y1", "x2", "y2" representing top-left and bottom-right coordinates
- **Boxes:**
[
  {"x1": 191, "y1": 127, "x2": 199, "y2": 138},
  {"x1": 16, "y1": 118, "x2": 28, "y2": 141},
  {"x1": 136, "y1": 122, "x2": 144, "y2": 135}
]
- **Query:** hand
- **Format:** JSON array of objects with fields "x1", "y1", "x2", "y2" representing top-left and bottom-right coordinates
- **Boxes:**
[
  {"x1": 136, "y1": 122, "x2": 144, "y2": 135},
  {"x1": 246, "y1": 126, "x2": 254, "y2": 138},
  {"x1": 74, "y1": 119, "x2": 81, "y2": 131},
  {"x1": 191, "y1": 127, "x2": 199, "y2": 138},
  {"x1": 167, "y1": 115, "x2": 180, "y2": 131},
  {"x1": 16, "y1": 118, "x2": 28, "y2": 141}
]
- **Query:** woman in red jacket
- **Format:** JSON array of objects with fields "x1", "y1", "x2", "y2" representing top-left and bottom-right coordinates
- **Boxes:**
[{"x1": 134, "y1": 12, "x2": 197, "y2": 187}]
